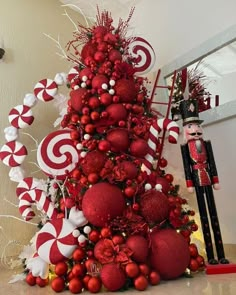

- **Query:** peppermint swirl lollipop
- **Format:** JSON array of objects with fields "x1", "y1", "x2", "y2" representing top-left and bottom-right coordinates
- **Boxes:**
[
  {"x1": 37, "y1": 129, "x2": 80, "y2": 180},
  {"x1": 129, "y1": 37, "x2": 156, "y2": 75}
]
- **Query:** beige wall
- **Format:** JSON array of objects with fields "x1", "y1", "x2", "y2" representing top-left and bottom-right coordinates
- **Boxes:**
[{"x1": 0, "y1": 0, "x2": 81, "y2": 257}]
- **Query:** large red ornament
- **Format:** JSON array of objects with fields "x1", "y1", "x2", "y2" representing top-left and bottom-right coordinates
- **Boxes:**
[
  {"x1": 81, "y1": 150, "x2": 107, "y2": 176},
  {"x1": 70, "y1": 88, "x2": 89, "y2": 112},
  {"x1": 118, "y1": 160, "x2": 138, "y2": 180},
  {"x1": 140, "y1": 190, "x2": 170, "y2": 224},
  {"x1": 82, "y1": 182, "x2": 126, "y2": 227},
  {"x1": 106, "y1": 103, "x2": 128, "y2": 124},
  {"x1": 81, "y1": 41, "x2": 97, "y2": 60},
  {"x1": 79, "y1": 67, "x2": 92, "y2": 80},
  {"x1": 106, "y1": 128, "x2": 130, "y2": 152},
  {"x1": 130, "y1": 139, "x2": 149, "y2": 158},
  {"x1": 149, "y1": 228, "x2": 190, "y2": 279},
  {"x1": 114, "y1": 79, "x2": 137, "y2": 102},
  {"x1": 109, "y1": 49, "x2": 122, "y2": 62},
  {"x1": 126, "y1": 235, "x2": 149, "y2": 263},
  {"x1": 100, "y1": 263, "x2": 126, "y2": 291}
]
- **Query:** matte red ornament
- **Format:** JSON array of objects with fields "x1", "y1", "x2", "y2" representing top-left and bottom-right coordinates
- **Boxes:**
[
  {"x1": 81, "y1": 150, "x2": 107, "y2": 176},
  {"x1": 140, "y1": 190, "x2": 170, "y2": 224},
  {"x1": 82, "y1": 182, "x2": 126, "y2": 227},
  {"x1": 106, "y1": 128, "x2": 130, "y2": 152},
  {"x1": 130, "y1": 139, "x2": 149, "y2": 158},
  {"x1": 109, "y1": 49, "x2": 122, "y2": 62},
  {"x1": 79, "y1": 67, "x2": 92, "y2": 80},
  {"x1": 118, "y1": 160, "x2": 138, "y2": 180},
  {"x1": 100, "y1": 263, "x2": 126, "y2": 291},
  {"x1": 92, "y1": 74, "x2": 109, "y2": 90},
  {"x1": 126, "y1": 235, "x2": 149, "y2": 263},
  {"x1": 70, "y1": 88, "x2": 89, "y2": 112},
  {"x1": 100, "y1": 92, "x2": 113, "y2": 106},
  {"x1": 150, "y1": 228, "x2": 190, "y2": 279},
  {"x1": 114, "y1": 78, "x2": 137, "y2": 103},
  {"x1": 105, "y1": 103, "x2": 128, "y2": 124},
  {"x1": 81, "y1": 41, "x2": 97, "y2": 61}
]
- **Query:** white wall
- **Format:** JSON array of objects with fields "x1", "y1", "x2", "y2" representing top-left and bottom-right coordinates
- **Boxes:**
[{"x1": 134, "y1": 0, "x2": 236, "y2": 69}]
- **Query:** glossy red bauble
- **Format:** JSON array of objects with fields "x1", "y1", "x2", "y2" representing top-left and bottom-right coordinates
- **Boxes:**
[
  {"x1": 139, "y1": 263, "x2": 150, "y2": 276},
  {"x1": 36, "y1": 277, "x2": 49, "y2": 287},
  {"x1": 87, "y1": 277, "x2": 102, "y2": 293},
  {"x1": 98, "y1": 140, "x2": 111, "y2": 152},
  {"x1": 25, "y1": 273, "x2": 36, "y2": 286},
  {"x1": 188, "y1": 258, "x2": 199, "y2": 272},
  {"x1": 69, "y1": 278, "x2": 83, "y2": 294},
  {"x1": 88, "y1": 96, "x2": 100, "y2": 109},
  {"x1": 105, "y1": 103, "x2": 128, "y2": 124},
  {"x1": 51, "y1": 277, "x2": 65, "y2": 292},
  {"x1": 72, "y1": 263, "x2": 86, "y2": 277},
  {"x1": 55, "y1": 261, "x2": 68, "y2": 276},
  {"x1": 189, "y1": 243, "x2": 199, "y2": 258},
  {"x1": 134, "y1": 275, "x2": 149, "y2": 291},
  {"x1": 73, "y1": 247, "x2": 86, "y2": 262},
  {"x1": 88, "y1": 229, "x2": 100, "y2": 243},
  {"x1": 125, "y1": 262, "x2": 140, "y2": 278},
  {"x1": 165, "y1": 173, "x2": 174, "y2": 183},
  {"x1": 100, "y1": 93, "x2": 113, "y2": 105},
  {"x1": 149, "y1": 271, "x2": 161, "y2": 285}
]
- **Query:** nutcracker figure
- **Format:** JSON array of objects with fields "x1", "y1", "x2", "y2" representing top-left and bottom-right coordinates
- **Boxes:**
[{"x1": 179, "y1": 98, "x2": 229, "y2": 265}]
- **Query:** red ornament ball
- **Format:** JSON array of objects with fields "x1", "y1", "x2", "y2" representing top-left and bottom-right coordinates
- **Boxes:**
[
  {"x1": 149, "y1": 271, "x2": 161, "y2": 285},
  {"x1": 82, "y1": 182, "x2": 126, "y2": 227},
  {"x1": 125, "y1": 262, "x2": 140, "y2": 278},
  {"x1": 134, "y1": 275, "x2": 149, "y2": 291},
  {"x1": 51, "y1": 277, "x2": 65, "y2": 292},
  {"x1": 70, "y1": 88, "x2": 89, "y2": 112},
  {"x1": 100, "y1": 92, "x2": 113, "y2": 106},
  {"x1": 81, "y1": 150, "x2": 107, "y2": 176},
  {"x1": 118, "y1": 160, "x2": 138, "y2": 180},
  {"x1": 140, "y1": 190, "x2": 170, "y2": 224},
  {"x1": 150, "y1": 228, "x2": 190, "y2": 280},
  {"x1": 87, "y1": 277, "x2": 102, "y2": 293},
  {"x1": 106, "y1": 128, "x2": 130, "y2": 152},
  {"x1": 100, "y1": 263, "x2": 126, "y2": 291},
  {"x1": 114, "y1": 78, "x2": 137, "y2": 103},
  {"x1": 126, "y1": 235, "x2": 149, "y2": 263},
  {"x1": 155, "y1": 177, "x2": 171, "y2": 195},
  {"x1": 36, "y1": 277, "x2": 49, "y2": 288},
  {"x1": 26, "y1": 273, "x2": 36, "y2": 286},
  {"x1": 165, "y1": 173, "x2": 174, "y2": 183},
  {"x1": 81, "y1": 41, "x2": 97, "y2": 60},
  {"x1": 79, "y1": 67, "x2": 92, "y2": 80},
  {"x1": 109, "y1": 49, "x2": 122, "y2": 62},
  {"x1": 69, "y1": 278, "x2": 83, "y2": 294},
  {"x1": 92, "y1": 74, "x2": 109, "y2": 89},
  {"x1": 130, "y1": 139, "x2": 149, "y2": 158},
  {"x1": 55, "y1": 261, "x2": 68, "y2": 276},
  {"x1": 105, "y1": 103, "x2": 128, "y2": 124}
]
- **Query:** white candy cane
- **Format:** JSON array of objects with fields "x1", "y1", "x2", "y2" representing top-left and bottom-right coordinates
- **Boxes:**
[
  {"x1": 142, "y1": 118, "x2": 179, "y2": 174},
  {"x1": 18, "y1": 189, "x2": 58, "y2": 221}
]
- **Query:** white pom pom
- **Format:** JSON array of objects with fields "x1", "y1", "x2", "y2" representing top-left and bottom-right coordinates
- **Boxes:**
[
  {"x1": 73, "y1": 229, "x2": 80, "y2": 238},
  {"x1": 109, "y1": 79, "x2": 116, "y2": 86},
  {"x1": 76, "y1": 143, "x2": 83, "y2": 150},
  {"x1": 9, "y1": 167, "x2": 25, "y2": 182},
  {"x1": 145, "y1": 183, "x2": 152, "y2": 191},
  {"x1": 4, "y1": 126, "x2": 19, "y2": 141},
  {"x1": 54, "y1": 73, "x2": 65, "y2": 86},
  {"x1": 74, "y1": 85, "x2": 79, "y2": 90},
  {"x1": 23, "y1": 93, "x2": 38, "y2": 108},
  {"x1": 82, "y1": 76, "x2": 88, "y2": 82},
  {"x1": 102, "y1": 83, "x2": 108, "y2": 90},
  {"x1": 78, "y1": 234, "x2": 86, "y2": 243},
  {"x1": 83, "y1": 226, "x2": 91, "y2": 234},
  {"x1": 109, "y1": 89, "x2": 115, "y2": 95},
  {"x1": 81, "y1": 82, "x2": 87, "y2": 88},
  {"x1": 155, "y1": 184, "x2": 162, "y2": 191},
  {"x1": 84, "y1": 134, "x2": 90, "y2": 140},
  {"x1": 80, "y1": 151, "x2": 87, "y2": 158}
]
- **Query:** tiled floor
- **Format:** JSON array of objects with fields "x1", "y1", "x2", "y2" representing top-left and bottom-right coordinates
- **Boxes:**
[{"x1": 1, "y1": 263, "x2": 236, "y2": 295}]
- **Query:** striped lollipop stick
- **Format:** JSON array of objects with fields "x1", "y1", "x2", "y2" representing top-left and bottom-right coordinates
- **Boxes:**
[{"x1": 142, "y1": 118, "x2": 179, "y2": 175}]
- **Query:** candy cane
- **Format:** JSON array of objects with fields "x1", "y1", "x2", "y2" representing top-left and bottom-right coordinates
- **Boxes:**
[
  {"x1": 18, "y1": 189, "x2": 58, "y2": 221},
  {"x1": 142, "y1": 118, "x2": 179, "y2": 174}
]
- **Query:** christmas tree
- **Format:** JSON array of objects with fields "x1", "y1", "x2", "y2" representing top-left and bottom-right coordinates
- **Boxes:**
[{"x1": 0, "y1": 7, "x2": 205, "y2": 293}]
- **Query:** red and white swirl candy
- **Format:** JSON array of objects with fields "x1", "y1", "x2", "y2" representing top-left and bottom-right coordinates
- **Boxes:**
[
  {"x1": 36, "y1": 218, "x2": 77, "y2": 264},
  {"x1": 128, "y1": 37, "x2": 156, "y2": 75},
  {"x1": 8, "y1": 105, "x2": 34, "y2": 129},
  {"x1": 0, "y1": 141, "x2": 27, "y2": 167},
  {"x1": 67, "y1": 66, "x2": 80, "y2": 82},
  {"x1": 34, "y1": 79, "x2": 58, "y2": 102},
  {"x1": 18, "y1": 189, "x2": 58, "y2": 221},
  {"x1": 142, "y1": 118, "x2": 179, "y2": 174},
  {"x1": 16, "y1": 177, "x2": 41, "y2": 197},
  {"x1": 37, "y1": 129, "x2": 80, "y2": 180}
]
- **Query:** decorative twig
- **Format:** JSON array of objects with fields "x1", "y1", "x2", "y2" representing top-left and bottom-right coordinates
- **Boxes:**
[{"x1": 43, "y1": 33, "x2": 68, "y2": 60}]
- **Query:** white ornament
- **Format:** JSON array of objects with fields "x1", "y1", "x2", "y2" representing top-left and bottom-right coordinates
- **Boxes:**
[
  {"x1": 82, "y1": 76, "x2": 88, "y2": 82},
  {"x1": 54, "y1": 73, "x2": 66, "y2": 86},
  {"x1": 102, "y1": 83, "x2": 108, "y2": 90},
  {"x1": 80, "y1": 151, "x2": 87, "y2": 158},
  {"x1": 74, "y1": 85, "x2": 79, "y2": 90},
  {"x1": 73, "y1": 229, "x2": 80, "y2": 238},
  {"x1": 84, "y1": 134, "x2": 90, "y2": 140},
  {"x1": 145, "y1": 183, "x2": 152, "y2": 191},
  {"x1": 4, "y1": 126, "x2": 19, "y2": 142},
  {"x1": 81, "y1": 82, "x2": 87, "y2": 88},
  {"x1": 23, "y1": 93, "x2": 38, "y2": 107},
  {"x1": 78, "y1": 234, "x2": 86, "y2": 243},
  {"x1": 109, "y1": 80, "x2": 116, "y2": 86},
  {"x1": 109, "y1": 89, "x2": 115, "y2": 95},
  {"x1": 83, "y1": 226, "x2": 92, "y2": 234},
  {"x1": 76, "y1": 143, "x2": 83, "y2": 150},
  {"x1": 155, "y1": 184, "x2": 162, "y2": 191}
]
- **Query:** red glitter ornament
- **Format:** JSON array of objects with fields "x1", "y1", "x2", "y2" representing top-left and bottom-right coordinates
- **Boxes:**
[
  {"x1": 100, "y1": 263, "x2": 126, "y2": 291},
  {"x1": 70, "y1": 88, "x2": 89, "y2": 112},
  {"x1": 81, "y1": 150, "x2": 107, "y2": 176},
  {"x1": 155, "y1": 177, "x2": 171, "y2": 195},
  {"x1": 81, "y1": 41, "x2": 97, "y2": 61},
  {"x1": 150, "y1": 228, "x2": 190, "y2": 279},
  {"x1": 140, "y1": 190, "x2": 170, "y2": 224},
  {"x1": 106, "y1": 128, "x2": 130, "y2": 152},
  {"x1": 105, "y1": 103, "x2": 128, "y2": 124},
  {"x1": 92, "y1": 74, "x2": 109, "y2": 90},
  {"x1": 114, "y1": 78, "x2": 137, "y2": 102},
  {"x1": 82, "y1": 182, "x2": 126, "y2": 227}
]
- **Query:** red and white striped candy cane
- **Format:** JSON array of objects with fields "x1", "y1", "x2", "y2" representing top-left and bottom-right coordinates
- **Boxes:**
[
  {"x1": 142, "y1": 118, "x2": 179, "y2": 174},
  {"x1": 18, "y1": 189, "x2": 58, "y2": 221}
]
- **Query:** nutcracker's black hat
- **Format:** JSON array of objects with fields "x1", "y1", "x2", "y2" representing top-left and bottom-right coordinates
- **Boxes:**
[{"x1": 179, "y1": 99, "x2": 204, "y2": 126}]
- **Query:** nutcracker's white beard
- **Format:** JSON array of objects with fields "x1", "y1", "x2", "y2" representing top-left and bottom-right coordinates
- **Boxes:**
[{"x1": 195, "y1": 139, "x2": 202, "y2": 153}]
